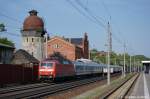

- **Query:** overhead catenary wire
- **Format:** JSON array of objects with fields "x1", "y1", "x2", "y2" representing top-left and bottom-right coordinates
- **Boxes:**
[
  {"x1": 74, "y1": 0, "x2": 125, "y2": 48},
  {"x1": 75, "y1": 0, "x2": 106, "y2": 28},
  {"x1": 66, "y1": 0, "x2": 97, "y2": 23},
  {"x1": 79, "y1": 0, "x2": 134, "y2": 56},
  {"x1": 3, "y1": 31, "x2": 21, "y2": 37},
  {"x1": 66, "y1": 0, "x2": 106, "y2": 29},
  {"x1": 66, "y1": 0, "x2": 103, "y2": 28},
  {"x1": 76, "y1": 0, "x2": 106, "y2": 23},
  {"x1": 101, "y1": 0, "x2": 111, "y2": 21},
  {"x1": 102, "y1": 1, "x2": 134, "y2": 55},
  {"x1": 0, "y1": 12, "x2": 22, "y2": 24},
  {"x1": 0, "y1": 10, "x2": 22, "y2": 36},
  {"x1": 67, "y1": 0, "x2": 130, "y2": 53},
  {"x1": 99, "y1": 0, "x2": 127, "y2": 46},
  {"x1": 5, "y1": 25, "x2": 21, "y2": 31},
  {"x1": 100, "y1": 0, "x2": 135, "y2": 75}
]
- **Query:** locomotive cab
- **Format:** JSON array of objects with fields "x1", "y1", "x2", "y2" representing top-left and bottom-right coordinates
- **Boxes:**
[{"x1": 39, "y1": 61, "x2": 55, "y2": 80}]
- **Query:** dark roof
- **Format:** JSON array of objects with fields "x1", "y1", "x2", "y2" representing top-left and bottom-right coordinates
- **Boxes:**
[
  {"x1": 0, "y1": 43, "x2": 15, "y2": 49},
  {"x1": 65, "y1": 38, "x2": 83, "y2": 45},
  {"x1": 11, "y1": 49, "x2": 39, "y2": 64}
]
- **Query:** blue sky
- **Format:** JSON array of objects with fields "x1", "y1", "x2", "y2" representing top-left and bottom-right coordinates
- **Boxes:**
[{"x1": 0, "y1": 0, "x2": 150, "y2": 57}]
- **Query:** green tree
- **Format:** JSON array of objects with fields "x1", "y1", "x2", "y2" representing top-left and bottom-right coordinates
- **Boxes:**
[
  {"x1": 90, "y1": 49, "x2": 150, "y2": 67},
  {"x1": 0, "y1": 23, "x2": 6, "y2": 32},
  {"x1": 0, "y1": 37, "x2": 14, "y2": 47}
]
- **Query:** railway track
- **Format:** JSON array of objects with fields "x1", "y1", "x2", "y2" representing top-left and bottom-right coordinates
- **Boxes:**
[
  {"x1": 102, "y1": 73, "x2": 139, "y2": 99},
  {"x1": 0, "y1": 83, "x2": 54, "y2": 95},
  {"x1": 0, "y1": 74, "x2": 119, "y2": 99}
]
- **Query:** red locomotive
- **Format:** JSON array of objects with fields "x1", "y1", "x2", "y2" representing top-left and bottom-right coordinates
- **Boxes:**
[{"x1": 39, "y1": 53, "x2": 75, "y2": 80}]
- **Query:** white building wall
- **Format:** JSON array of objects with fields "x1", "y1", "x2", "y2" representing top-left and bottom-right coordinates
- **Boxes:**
[{"x1": 22, "y1": 36, "x2": 45, "y2": 61}]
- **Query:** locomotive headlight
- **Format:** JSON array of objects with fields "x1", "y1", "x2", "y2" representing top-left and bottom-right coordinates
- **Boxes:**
[{"x1": 39, "y1": 69, "x2": 45, "y2": 71}]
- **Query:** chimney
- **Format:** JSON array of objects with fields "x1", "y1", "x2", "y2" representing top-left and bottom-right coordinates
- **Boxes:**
[
  {"x1": 84, "y1": 32, "x2": 88, "y2": 41},
  {"x1": 29, "y1": 10, "x2": 38, "y2": 16}
]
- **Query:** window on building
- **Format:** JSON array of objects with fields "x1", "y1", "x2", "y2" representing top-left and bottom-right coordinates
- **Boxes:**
[
  {"x1": 37, "y1": 38, "x2": 39, "y2": 42},
  {"x1": 53, "y1": 44, "x2": 61, "y2": 49},
  {"x1": 32, "y1": 38, "x2": 34, "y2": 42},
  {"x1": 53, "y1": 44, "x2": 58, "y2": 49}
]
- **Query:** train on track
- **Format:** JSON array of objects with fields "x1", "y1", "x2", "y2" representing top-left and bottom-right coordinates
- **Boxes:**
[{"x1": 39, "y1": 53, "x2": 122, "y2": 80}]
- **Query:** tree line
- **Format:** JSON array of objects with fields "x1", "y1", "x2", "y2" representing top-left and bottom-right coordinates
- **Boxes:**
[
  {"x1": 0, "y1": 37, "x2": 14, "y2": 47},
  {"x1": 0, "y1": 23, "x2": 14, "y2": 47},
  {"x1": 90, "y1": 49, "x2": 150, "y2": 67}
]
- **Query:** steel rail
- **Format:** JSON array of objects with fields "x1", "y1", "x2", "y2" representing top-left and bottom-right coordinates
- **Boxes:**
[
  {"x1": 0, "y1": 83, "x2": 53, "y2": 94},
  {"x1": 102, "y1": 73, "x2": 139, "y2": 99},
  {"x1": 0, "y1": 73, "x2": 119, "y2": 99}
]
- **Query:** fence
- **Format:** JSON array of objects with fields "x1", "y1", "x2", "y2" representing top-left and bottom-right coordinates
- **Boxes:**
[{"x1": 0, "y1": 64, "x2": 39, "y2": 86}]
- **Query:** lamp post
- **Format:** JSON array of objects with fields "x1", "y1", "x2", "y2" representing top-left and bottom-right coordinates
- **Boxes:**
[
  {"x1": 107, "y1": 22, "x2": 111, "y2": 85},
  {"x1": 123, "y1": 43, "x2": 126, "y2": 77},
  {"x1": 130, "y1": 55, "x2": 132, "y2": 73}
]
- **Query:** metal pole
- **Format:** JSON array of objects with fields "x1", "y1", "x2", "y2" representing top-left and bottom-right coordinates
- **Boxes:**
[
  {"x1": 105, "y1": 52, "x2": 107, "y2": 64},
  {"x1": 89, "y1": 49, "x2": 90, "y2": 59},
  {"x1": 107, "y1": 22, "x2": 111, "y2": 85},
  {"x1": 107, "y1": 47, "x2": 110, "y2": 85},
  {"x1": 138, "y1": 61, "x2": 140, "y2": 72},
  {"x1": 115, "y1": 58, "x2": 116, "y2": 65},
  {"x1": 130, "y1": 55, "x2": 132, "y2": 73},
  {"x1": 45, "y1": 33, "x2": 48, "y2": 59},
  {"x1": 121, "y1": 67, "x2": 124, "y2": 78},
  {"x1": 133, "y1": 56, "x2": 135, "y2": 72},
  {"x1": 123, "y1": 43, "x2": 126, "y2": 77}
]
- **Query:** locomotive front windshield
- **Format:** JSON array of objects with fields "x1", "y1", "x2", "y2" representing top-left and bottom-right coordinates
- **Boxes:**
[{"x1": 41, "y1": 62, "x2": 53, "y2": 68}]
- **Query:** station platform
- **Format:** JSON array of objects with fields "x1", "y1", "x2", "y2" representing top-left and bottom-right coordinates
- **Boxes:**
[{"x1": 128, "y1": 73, "x2": 150, "y2": 99}]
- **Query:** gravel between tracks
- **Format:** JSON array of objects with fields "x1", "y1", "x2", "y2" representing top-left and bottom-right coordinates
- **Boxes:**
[{"x1": 45, "y1": 75, "x2": 121, "y2": 99}]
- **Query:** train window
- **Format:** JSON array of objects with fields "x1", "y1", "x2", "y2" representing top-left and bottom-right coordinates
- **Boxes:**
[
  {"x1": 47, "y1": 63, "x2": 53, "y2": 68},
  {"x1": 41, "y1": 62, "x2": 53, "y2": 68},
  {"x1": 63, "y1": 60, "x2": 72, "y2": 65},
  {"x1": 41, "y1": 63, "x2": 47, "y2": 67},
  {"x1": 76, "y1": 66, "x2": 83, "y2": 71}
]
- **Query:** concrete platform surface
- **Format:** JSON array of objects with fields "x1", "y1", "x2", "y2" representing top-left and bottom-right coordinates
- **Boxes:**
[{"x1": 128, "y1": 73, "x2": 150, "y2": 99}]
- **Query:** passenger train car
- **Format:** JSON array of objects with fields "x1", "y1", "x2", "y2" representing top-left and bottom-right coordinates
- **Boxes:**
[
  {"x1": 39, "y1": 57, "x2": 122, "y2": 80},
  {"x1": 74, "y1": 59, "x2": 104, "y2": 76},
  {"x1": 103, "y1": 65, "x2": 122, "y2": 73}
]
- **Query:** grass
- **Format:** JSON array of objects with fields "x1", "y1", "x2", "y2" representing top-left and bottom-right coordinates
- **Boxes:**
[{"x1": 72, "y1": 73, "x2": 135, "y2": 99}]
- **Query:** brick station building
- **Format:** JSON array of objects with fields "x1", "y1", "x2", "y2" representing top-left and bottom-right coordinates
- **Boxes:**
[{"x1": 46, "y1": 33, "x2": 89, "y2": 61}]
